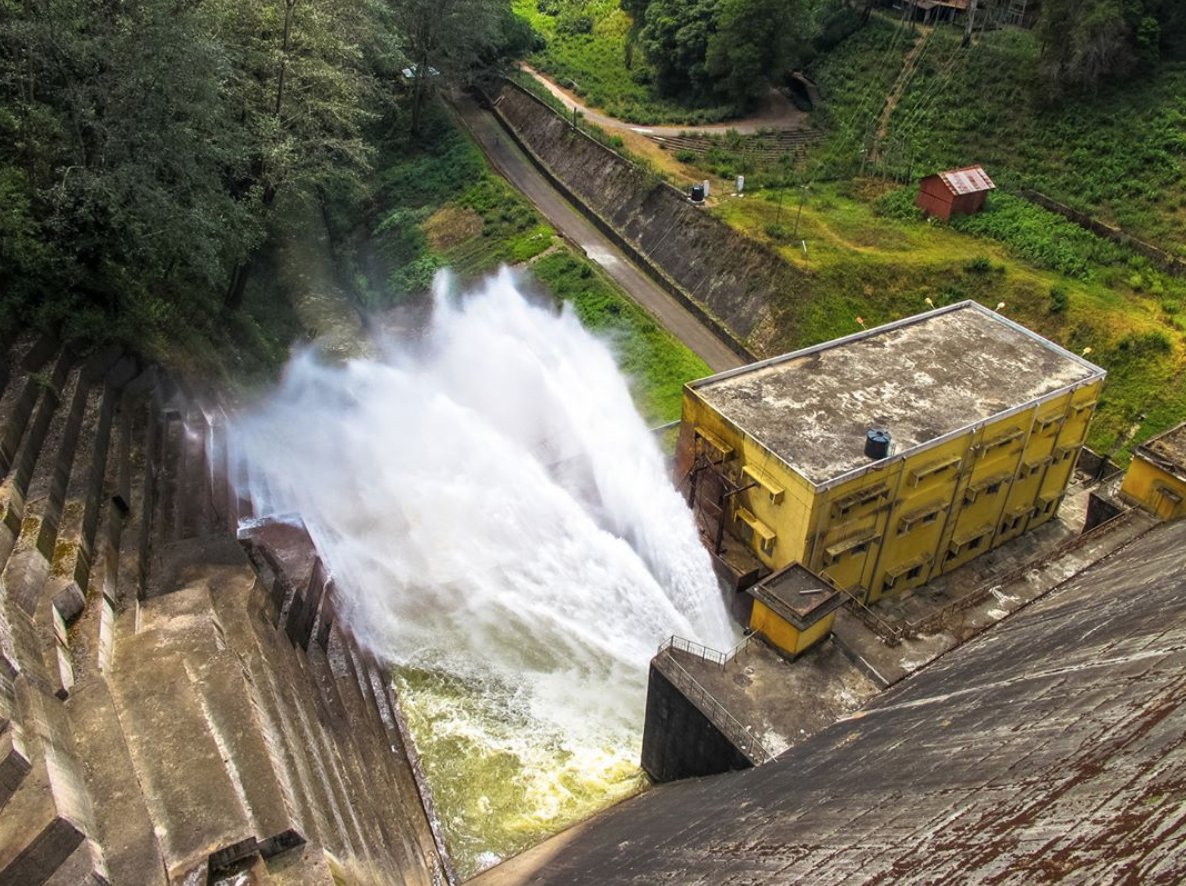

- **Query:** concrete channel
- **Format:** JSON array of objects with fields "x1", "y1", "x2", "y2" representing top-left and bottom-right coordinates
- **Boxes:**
[{"x1": 450, "y1": 93, "x2": 744, "y2": 375}]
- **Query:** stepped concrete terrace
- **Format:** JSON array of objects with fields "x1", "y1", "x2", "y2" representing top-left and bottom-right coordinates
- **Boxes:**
[{"x1": 0, "y1": 341, "x2": 450, "y2": 885}]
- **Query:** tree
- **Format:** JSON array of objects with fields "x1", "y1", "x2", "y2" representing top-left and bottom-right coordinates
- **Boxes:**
[
  {"x1": 705, "y1": 0, "x2": 809, "y2": 106},
  {"x1": 1037, "y1": 0, "x2": 1186, "y2": 96},
  {"x1": 387, "y1": 0, "x2": 505, "y2": 134},
  {"x1": 639, "y1": 0, "x2": 721, "y2": 99}
]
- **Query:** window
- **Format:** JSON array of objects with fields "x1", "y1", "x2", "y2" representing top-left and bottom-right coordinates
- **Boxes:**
[
  {"x1": 882, "y1": 574, "x2": 898, "y2": 591},
  {"x1": 694, "y1": 427, "x2": 733, "y2": 463},
  {"x1": 1054, "y1": 446, "x2": 1078, "y2": 464},
  {"x1": 980, "y1": 428, "x2": 1023, "y2": 456},
  {"x1": 898, "y1": 503, "x2": 944, "y2": 536},
  {"x1": 1037, "y1": 414, "x2": 1065, "y2": 435},
  {"x1": 833, "y1": 484, "x2": 889, "y2": 518},
  {"x1": 986, "y1": 482, "x2": 1002, "y2": 496},
  {"x1": 824, "y1": 532, "x2": 881, "y2": 564},
  {"x1": 907, "y1": 564, "x2": 924, "y2": 580},
  {"x1": 760, "y1": 536, "x2": 776, "y2": 556},
  {"x1": 742, "y1": 464, "x2": 784, "y2": 505},
  {"x1": 909, "y1": 456, "x2": 962, "y2": 487},
  {"x1": 969, "y1": 534, "x2": 984, "y2": 550}
]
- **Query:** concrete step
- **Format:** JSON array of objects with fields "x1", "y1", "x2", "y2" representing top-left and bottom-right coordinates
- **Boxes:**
[
  {"x1": 108, "y1": 632, "x2": 256, "y2": 880},
  {"x1": 304, "y1": 637, "x2": 439, "y2": 883},
  {"x1": 207, "y1": 577, "x2": 370, "y2": 863},
  {"x1": 0, "y1": 349, "x2": 75, "y2": 582},
  {"x1": 0, "y1": 675, "x2": 106, "y2": 885},
  {"x1": 49, "y1": 356, "x2": 135, "y2": 625},
  {"x1": 177, "y1": 410, "x2": 216, "y2": 541},
  {"x1": 42, "y1": 838, "x2": 109, "y2": 886},
  {"x1": 113, "y1": 391, "x2": 156, "y2": 612},
  {"x1": 0, "y1": 335, "x2": 58, "y2": 478},
  {"x1": 20, "y1": 359, "x2": 87, "y2": 563},
  {"x1": 153, "y1": 410, "x2": 184, "y2": 546},
  {"x1": 67, "y1": 675, "x2": 166, "y2": 885},
  {"x1": 0, "y1": 721, "x2": 32, "y2": 810},
  {"x1": 67, "y1": 394, "x2": 130, "y2": 684}
]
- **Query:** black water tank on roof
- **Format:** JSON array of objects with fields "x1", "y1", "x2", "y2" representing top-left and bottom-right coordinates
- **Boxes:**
[
  {"x1": 865, "y1": 429, "x2": 892, "y2": 461},
  {"x1": 690, "y1": 184, "x2": 706, "y2": 203}
]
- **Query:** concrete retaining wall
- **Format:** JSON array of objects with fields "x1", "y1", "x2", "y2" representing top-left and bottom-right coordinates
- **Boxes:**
[
  {"x1": 641, "y1": 662, "x2": 752, "y2": 783},
  {"x1": 489, "y1": 81, "x2": 813, "y2": 358},
  {"x1": 1021, "y1": 189, "x2": 1186, "y2": 277}
]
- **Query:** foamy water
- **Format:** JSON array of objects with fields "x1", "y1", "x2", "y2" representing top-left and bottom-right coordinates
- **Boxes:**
[{"x1": 230, "y1": 269, "x2": 735, "y2": 875}]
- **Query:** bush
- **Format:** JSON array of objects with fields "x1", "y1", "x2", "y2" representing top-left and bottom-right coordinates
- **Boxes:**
[
  {"x1": 875, "y1": 187, "x2": 924, "y2": 221},
  {"x1": 675, "y1": 149, "x2": 698, "y2": 163},
  {"x1": 949, "y1": 194, "x2": 1126, "y2": 280},
  {"x1": 965, "y1": 257, "x2": 993, "y2": 275},
  {"x1": 1049, "y1": 285, "x2": 1069, "y2": 313}
]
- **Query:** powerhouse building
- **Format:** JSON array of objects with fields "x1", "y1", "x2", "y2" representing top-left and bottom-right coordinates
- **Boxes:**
[{"x1": 676, "y1": 301, "x2": 1105, "y2": 608}]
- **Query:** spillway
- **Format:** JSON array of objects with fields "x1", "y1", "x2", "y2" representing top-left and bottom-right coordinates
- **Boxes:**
[{"x1": 231, "y1": 269, "x2": 736, "y2": 876}]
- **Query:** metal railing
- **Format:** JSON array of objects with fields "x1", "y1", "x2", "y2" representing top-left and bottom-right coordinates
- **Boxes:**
[
  {"x1": 657, "y1": 650, "x2": 774, "y2": 765},
  {"x1": 658, "y1": 630, "x2": 758, "y2": 668}
]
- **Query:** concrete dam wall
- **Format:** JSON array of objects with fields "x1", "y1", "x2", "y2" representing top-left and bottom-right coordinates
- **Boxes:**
[
  {"x1": 0, "y1": 334, "x2": 448, "y2": 885},
  {"x1": 489, "y1": 81, "x2": 811, "y2": 359}
]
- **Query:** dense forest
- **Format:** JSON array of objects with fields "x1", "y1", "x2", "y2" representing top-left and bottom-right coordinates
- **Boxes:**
[{"x1": 0, "y1": 0, "x2": 528, "y2": 356}]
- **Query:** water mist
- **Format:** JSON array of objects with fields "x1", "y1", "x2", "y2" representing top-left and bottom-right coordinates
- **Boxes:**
[{"x1": 230, "y1": 268, "x2": 736, "y2": 875}]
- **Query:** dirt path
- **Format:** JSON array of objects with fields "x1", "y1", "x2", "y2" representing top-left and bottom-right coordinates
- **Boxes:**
[
  {"x1": 451, "y1": 93, "x2": 743, "y2": 373},
  {"x1": 871, "y1": 27, "x2": 931, "y2": 161},
  {"x1": 520, "y1": 64, "x2": 808, "y2": 136}
]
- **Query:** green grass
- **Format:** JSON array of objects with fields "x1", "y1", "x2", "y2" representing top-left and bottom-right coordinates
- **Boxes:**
[
  {"x1": 809, "y1": 15, "x2": 1186, "y2": 251},
  {"x1": 711, "y1": 179, "x2": 1186, "y2": 458},
  {"x1": 530, "y1": 250, "x2": 709, "y2": 423},
  {"x1": 512, "y1": 0, "x2": 736, "y2": 125}
]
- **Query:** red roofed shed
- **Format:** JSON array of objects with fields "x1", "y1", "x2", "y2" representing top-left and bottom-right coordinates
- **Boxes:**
[{"x1": 916, "y1": 166, "x2": 996, "y2": 221}]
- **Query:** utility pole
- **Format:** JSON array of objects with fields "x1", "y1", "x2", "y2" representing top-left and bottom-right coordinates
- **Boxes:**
[
  {"x1": 792, "y1": 185, "x2": 809, "y2": 238},
  {"x1": 962, "y1": 0, "x2": 978, "y2": 47}
]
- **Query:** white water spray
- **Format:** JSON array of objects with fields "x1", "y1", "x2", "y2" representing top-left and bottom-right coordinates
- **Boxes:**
[{"x1": 230, "y1": 268, "x2": 736, "y2": 872}]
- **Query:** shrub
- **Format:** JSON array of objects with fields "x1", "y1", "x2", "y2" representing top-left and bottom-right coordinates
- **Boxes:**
[
  {"x1": 675, "y1": 149, "x2": 698, "y2": 163},
  {"x1": 1049, "y1": 285, "x2": 1069, "y2": 313},
  {"x1": 965, "y1": 257, "x2": 993, "y2": 275}
]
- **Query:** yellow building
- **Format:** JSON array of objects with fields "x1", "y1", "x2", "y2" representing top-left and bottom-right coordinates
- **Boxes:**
[
  {"x1": 1119, "y1": 422, "x2": 1186, "y2": 520},
  {"x1": 746, "y1": 563, "x2": 842, "y2": 659},
  {"x1": 676, "y1": 301, "x2": 1106, "y2": 606}
]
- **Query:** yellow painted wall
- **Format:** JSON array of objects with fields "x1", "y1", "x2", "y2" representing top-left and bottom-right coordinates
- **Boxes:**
[
  {"x1": 1120, "y1": 458, "x2": 1186, "y2": 520},
  {"x1": 749, "y1": 600, "x2": 837, "y2": 658},
  {"x1": 680, "y1": 378, "x2": 1102, "y2": 607}
]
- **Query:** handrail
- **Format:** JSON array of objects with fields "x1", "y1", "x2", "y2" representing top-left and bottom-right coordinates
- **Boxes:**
[
  {"x1": 658, "y1": 630, "x2": 758, "y2": 668},
  {"x1": 903, "y1": 504, "x2": 1140, "y2": 638},
  {"x1": 657, "y1": 651, "x2": 774, "y2": 765}
]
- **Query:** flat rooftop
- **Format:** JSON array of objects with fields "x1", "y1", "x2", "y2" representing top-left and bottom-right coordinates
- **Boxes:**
[
  {"x1": 1135, "y1": 420, "x2": 1186, "y2": 482},
  {"x1": 749, "y1": 564, "x2": 840, "y2": 629},
  {"x1": 691, "y1": 302, "x2": 1104, "y2": 487}
]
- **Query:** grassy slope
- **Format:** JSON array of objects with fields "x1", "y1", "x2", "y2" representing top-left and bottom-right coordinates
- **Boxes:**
[
  {"x1": 512, "y1": 0, "x2": 735, "y2": 124},
  {"x1": 810, "y1": 16, "x2": 1186, "y2": 250},
  {"x1": 711, "y1": 179, "x2": 1186, "y2": 455},
  {"x1": 326, "y1": 103, "x2": 708, "y2": 424}
]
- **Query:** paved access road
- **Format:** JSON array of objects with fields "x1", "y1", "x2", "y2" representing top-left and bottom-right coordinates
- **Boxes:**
[{"x1": 452, "y1": 94, "x2": 744, "y2": 374}]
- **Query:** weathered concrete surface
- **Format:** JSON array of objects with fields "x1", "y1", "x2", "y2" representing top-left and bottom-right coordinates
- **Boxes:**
[
  {"x1": 672, "y1": 639, "x2": 878, "y2": 760},
  {"x1": 693, "y1": 303, "x2": 1101, "y2": 485},
  {"x1": 473, "y1": 518, "x2": 1186, "y2": 886},
  {"x1": 489, "y1": 81, "x2": 813, "y2": 358},
  {"x1": 0, "y1": 346, "x2": 448, "y2": 884},
  {"x1": 641, "y1": 661, "x2": 752, "y2": 783}
]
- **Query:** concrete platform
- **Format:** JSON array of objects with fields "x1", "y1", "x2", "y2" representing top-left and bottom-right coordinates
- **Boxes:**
[{"x1": 668, "y1": 637, "x2": 878, "y2": 757}]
